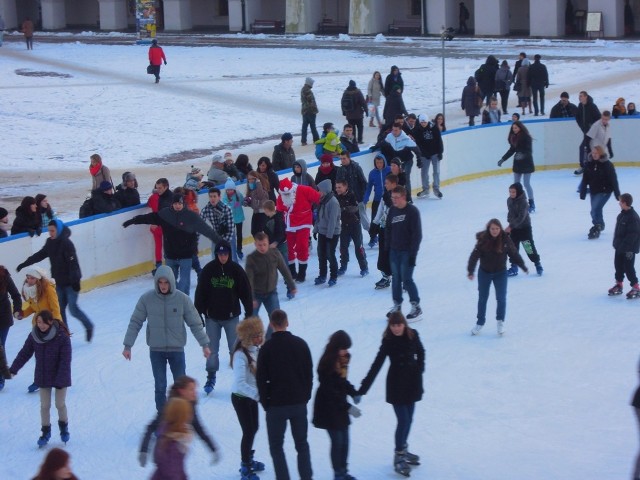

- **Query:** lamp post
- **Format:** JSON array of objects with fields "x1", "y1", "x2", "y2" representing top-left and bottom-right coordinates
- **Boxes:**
[{"x1": 440, "y1": 26, "x2": 455, "y2": 118}]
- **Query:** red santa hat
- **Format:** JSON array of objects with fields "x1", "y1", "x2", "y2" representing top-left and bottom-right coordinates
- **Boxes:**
[{"x1": 279, "y1": 178, "x2": 295, "y2": 193}]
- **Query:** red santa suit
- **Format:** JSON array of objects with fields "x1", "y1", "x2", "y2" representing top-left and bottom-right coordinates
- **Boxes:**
[{"x1": 276, "y1": 178, "x2": 321, "y2": 266}]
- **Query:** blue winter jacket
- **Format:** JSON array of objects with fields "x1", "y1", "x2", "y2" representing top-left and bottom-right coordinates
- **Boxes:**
[{"x1": 363, "y1": 153, "x2": 391, "y2": 203}]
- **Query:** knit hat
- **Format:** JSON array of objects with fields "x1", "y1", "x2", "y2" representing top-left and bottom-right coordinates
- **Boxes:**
[
  {"x1": 0, "y1": 207, "x2": 7, "y2": 220},
  {"x1": 172, "y1": 192, "x2": 184, "y2": 204},
  {"x1": 212, "y1": 154, "x2": 224, "y2": 164},
  {"x1": 24, "y1": 267, "x2": 44, "y2": 279},
  {"x1": 99, "y1": 180, "x2": 113, "y2": 191},
  {"x1": 279, "y1": 178, "x2": 294, "y2": 193},
  {"x1": 349, "y1": 80, "x2": 356, "y2": 88},
  {"x1": 390, "y1": 157, "x2": 402, "y2": 168},
  {"x1": 320, "y1": 153, "x2": 334, "y2": 164},
  {"x1": 305, "y1": 77, "x2": 314, "y2": 86},
  {"x1": 190, "y1": 166, "x2": 201, "y2": 175},
  {"x1": 418, "y1": 114, "x2": 429, "y2": 123},
  {"x1": 215, "y1": 240, "x2": 231, "y2": 256},
  {"x1": 281, "y1": 132, "x2": 293, "y2": 141},
  {"x1": 224, "y1": 152, "x2": 234, "y2": 162},
  {"x1": 224, "y1": 178, "x2": 236, "y2": 191}
]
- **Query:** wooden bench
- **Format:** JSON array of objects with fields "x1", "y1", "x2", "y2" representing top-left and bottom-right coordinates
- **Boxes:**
[
  {"x1": 387, "y1": 19, "x2": 422, "y2": 36},
  {"x1": 250, "y1": 20, "x2": 285, "y2": 34},
  {"x1": 317, "y1": 18, "x2": 348, "y2": 34}
]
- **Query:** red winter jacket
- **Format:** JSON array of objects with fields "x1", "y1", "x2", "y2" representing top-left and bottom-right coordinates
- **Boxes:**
[
  {"x1": 148, "y1": 46, "x2": 166, "y2": 66},
  {"x1": 276, "y1": 184, "x2": 321, "y2": 231}
]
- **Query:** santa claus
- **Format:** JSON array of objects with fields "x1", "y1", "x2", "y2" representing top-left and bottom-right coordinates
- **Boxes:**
[{"x1": 276, "y1": 178, "x2": 321, "y2": 282}]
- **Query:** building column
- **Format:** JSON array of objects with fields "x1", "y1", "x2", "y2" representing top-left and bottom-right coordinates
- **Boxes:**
[
  {"x1": 286, "y1": 0, "x2": 321, "y2": 33},
  {"x1": 426, "y1": 0, "x2": 458, "y2": 35},
  {"x1": 99, "y1": 0, "x2": 128, "y2": 30},
  {"x1": 475, "y1": 0, "x2": 508, "y2": 35},
  {"x1": 0, "y1": 0, "x2": 18, "y2": 29},
  {"x1": 588, "y1": 0, "x2": 623, "y2": 37},
  {"x1": 530, "y1": 0, "x2": 563, "y2": 37},
  {"x1": 40, "y1": 0, "x2": 66, "y2": 30},
  {"x1": 163, "y1": 0, "x2": 192, "y2": 31}
]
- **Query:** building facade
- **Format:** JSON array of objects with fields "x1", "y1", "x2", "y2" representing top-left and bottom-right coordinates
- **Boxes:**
[{"x1": 0, "y1": 0, "x2": 635, "y2": 38}]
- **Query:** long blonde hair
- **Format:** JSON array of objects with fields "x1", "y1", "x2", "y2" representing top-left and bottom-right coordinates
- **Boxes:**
[{"x1": 158, "y1": 397, "x2": 193, "y2": 451}]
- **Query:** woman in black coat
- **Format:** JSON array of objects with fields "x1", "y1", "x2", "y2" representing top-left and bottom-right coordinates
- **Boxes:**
[
  {"x1": 359, "y1": 313, "x2": 425, "y2": 476},
  {"x1": 498, "y1": 120, "x2": 536, "y2": 212},
  {"x1": 312, "y1": 330, "x2": 359, "y2": 480},
  {"x1": 382, "y1": 86, "x2": 408, "y2": 128},
  {"x1": 461, "y1": 76, "x2": 482, "y2": 126},
  {"x1": 0, "y1": 265, "x2": 22, "y2": 390},
  {"x1": 11, "y1": 196, "x2": 42, "y2": 237}
]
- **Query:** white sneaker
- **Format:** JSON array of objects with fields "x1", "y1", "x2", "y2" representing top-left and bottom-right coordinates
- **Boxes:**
[
  {"x1": 497, "y1": 320, "x2": 505, "y2": 335},
  {"x1": 471, "y1": 324, "x2": 483, "y2": 335}
]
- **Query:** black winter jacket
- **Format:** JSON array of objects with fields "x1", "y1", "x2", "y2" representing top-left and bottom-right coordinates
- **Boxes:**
[
  {"x1": 527, "y1": 60, "x2": 549, "y2": 89},
  {"x1": 580, "y1": 158, "x2": 620, "y2": 200},
  {"x1": 336, "y1": 161, "x2": 367, "y2": 202},
  {"x1": 11, "y1": 206, "x2": 42, "y2": 237},
  {"x1": 576, "y1": 96, "x2": 601, "y2": 133},
  {"x1": 0, "y1": 268, "x2": 21, "y2": 330},
  {"x1": 79, "y1": 189, "x2": 122, "y2": 218},
  {"x1": 336, "y1": 190, "x2": 360, "y2": 225},
  {"x1": 360, "y1": 330, "x2": 425, "y2": 404},
  {"x1": 501, "y1": 131, "x2": 535, "y2": 174},
  {"x1": 21, "y1": 226, "x2": 82, "y2": 287},
  {"x1": 114, "y1": 186, "x2": 141, "y2": 208},
  {"x1": 194, "y1": 259, "x2": 252, "y2": 321},
  {"x1": 467, "y1": 231, "x2": 527, "y2": 275},
  {"x1": 613, "y1": 207, "x2": 640, "y2": 254},
  {"x1": 415, "y1": 122, "x2": 443, "y2": 158},
  {"x1": 312, "y1": 368, "x2": 358, "y2": 430}
]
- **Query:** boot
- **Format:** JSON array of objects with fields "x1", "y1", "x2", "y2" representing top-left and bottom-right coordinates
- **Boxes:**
[
  {"x1": 0, "y1": 344, "x2": 11, "y2": 379},
  {"x1": 528, "y1": 199, "x2": 535, "y2": 213},
  {"x1": 288, "y1": 263, "x2": 297, "y2": 279},
  {"x1": 38, "y1": 425, "x2": 51, "y2": 448},
  {"x1": 296, "y1": 264, "x2": 307, "y2": 283},
  {"x1": 58, "y1": 420, "x2": 70, "y2": 443},
  {"x1": 250, "y1": 450, "x2": 265, "y2": 472},
  {"x1": 204, "y1": 373, "x2": 216, "y2": 395},
  {"x1": 369, "y1": 119, "x2": 375, "y2": 127},
  {"x1": 402, "y1": 444, "x2": 420, "y2": 465},
  {"x1": 240, "y1": 462, "x2": 260, "y2": 480},
  {"x1": 394, "y1": 450, "x2": 411, "y2": 477}
]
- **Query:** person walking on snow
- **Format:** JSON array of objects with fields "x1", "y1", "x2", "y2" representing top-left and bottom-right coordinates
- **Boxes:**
[
  {"x1": 148, "y1": 39, "x2": 167, "y2": 84},
  {"x1": 300, "y1": 77, "x2": 319, "y2": 146}
]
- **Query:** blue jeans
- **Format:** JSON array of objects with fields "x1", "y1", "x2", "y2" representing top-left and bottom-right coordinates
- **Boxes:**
[
  {"x1": 165, "y1": 257, "x2": 192, "y2": 295},
  {"x1": 56, "y1": 285, "x2": 94, "y2": 331},
  {"x1": 476, "y1": 268, "x2": 507, "y2": 325},
  {"x1": 265, "y1": 403, "x2": 313, "y2": 480},
  {"x1": 420, "y1": 154, "x2": 440, "y2": 191},
  {"x1": 390, "y1": 250, "x2": 420, "y2": 305},
  {"x1": 392, "y1": 403, "x2": 415, "y2": 452},
  {"x1": 327, "y1": 428, "x2": 350, "y2": 476},
  {"x1": 301, "y1": 114, "x2": 319, "y2": 144},
  {"x1": 339, "y1": 223, "x2": 368, "y2": 271},
  {"x1": 205, "y1": 317, "x2": 238, "y2": 375},
  {"x1": 590, "y1": 192, "x2": 611, "y2": 227},
  {"x1": 149, "y1": 350, "x2": 186, "y2": 413},
  {"x1": 253, "y1": 291, "x2": 280, "y2": 340},
  {"x1": 513, "y1": 172, "x2": 534, "y2": 201}
]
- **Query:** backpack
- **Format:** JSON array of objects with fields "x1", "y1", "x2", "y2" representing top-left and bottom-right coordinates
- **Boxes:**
[{"x1": 341, "y1": 94, "x2": 354, "y2": 113}]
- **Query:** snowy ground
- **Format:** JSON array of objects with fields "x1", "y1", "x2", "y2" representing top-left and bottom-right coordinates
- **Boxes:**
[
  {"x1": 1, "y1": 35, "x2": 640, "y2": 479},
  {"x1": 2, "y1": 169, "x2": 640, "y2": 479}
]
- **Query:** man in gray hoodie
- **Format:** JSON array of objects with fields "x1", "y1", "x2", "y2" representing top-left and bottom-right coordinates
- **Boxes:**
[
  {"x1": 122, "y1": 266, "x2": 211, "y2": 413},
  {"x1": 313, "y1": 179, "x2": 341, "y2": 286}
]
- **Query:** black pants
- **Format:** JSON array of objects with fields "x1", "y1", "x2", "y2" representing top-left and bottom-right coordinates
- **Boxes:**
[
  {"x1": 317, "y1": 234, "x2": 339, "y2": 279},
  {"x1": 348, "y1": 118, "x2": 364, "y2": 143},
  {"x1": 531, "y1": 86, "x2": 545, "y2": 115},
  {"x1": 579, "y1": 135, "x2": 590, "y2": 168},
  {"x1": 231, "y1": 394, "x2": 260, "y2": 463},
  {"x1": 150, "y1": 64, "x2": 161, "y2": 81},
  {"x1": 236, "y1": 222, "x2": 243, "y2": 253},
  {"x1": 614, "y1": 251, "x2": 638, "y2": 285},
  {"x1": 340, "y1": 223, "x2": 368, "y2": 271},
  {"x1": 251, "y1": 212, "x2": 268, "y2": 236},
  {"x1": 497, "y1": 89, "x2": 510, "y2": 113},
  {"x1": 377, "y1": 230, "x2": 391, "y2": 276},
  {"x1": 509, "y1": 225, "x2": 540, "y2": 264},
  {"x1": 369, "y1": 201, "x2": 380, "y2": 241}
]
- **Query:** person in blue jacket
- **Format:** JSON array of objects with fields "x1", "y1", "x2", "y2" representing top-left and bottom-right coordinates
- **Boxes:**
[{"x1": 363, "y1": 152, "x2": 390, "y2": 248}]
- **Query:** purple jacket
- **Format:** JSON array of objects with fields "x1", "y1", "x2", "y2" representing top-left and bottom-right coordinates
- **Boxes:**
[
  {"x1": 10, "y1": 322, "x2": 72, "y2": 388},
  {"x1": 151, "y1": 431, "x2": 188, "y2": 480}
]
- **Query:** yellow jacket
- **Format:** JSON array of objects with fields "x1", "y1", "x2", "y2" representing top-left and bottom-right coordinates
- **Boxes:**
[{"x1": 22, "y1": 281, "x2": 63, "y2": 325}]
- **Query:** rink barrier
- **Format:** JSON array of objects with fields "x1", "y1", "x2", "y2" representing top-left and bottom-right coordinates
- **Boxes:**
[{"x1": 1, "y1": 117, "x2": 639, "y2": 291}]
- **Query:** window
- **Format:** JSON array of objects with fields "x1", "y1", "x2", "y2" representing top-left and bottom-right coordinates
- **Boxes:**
[
  {"x1": 410, "y1": 0, "x2": 421, "y2": 16},
  {"x1": 219, "y1": 0, "x2": 229, "y2": 17}
]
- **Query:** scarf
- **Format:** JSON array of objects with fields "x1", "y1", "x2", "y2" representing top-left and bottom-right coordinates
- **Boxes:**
[
  {"x1": 89, "y1": 163, "x2": 102, "y2": 177},
  {"x1": 319, "y1": 163, "x2": 334, "y2": 175}
]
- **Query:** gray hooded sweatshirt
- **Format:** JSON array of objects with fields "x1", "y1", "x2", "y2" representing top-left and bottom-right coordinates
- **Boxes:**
[
  {"x1": 314, "y1": 179, "x2": 341, "y2": 239},
  {"x1": 123, "y1": 266, "x2": 209, "y2": 352}
]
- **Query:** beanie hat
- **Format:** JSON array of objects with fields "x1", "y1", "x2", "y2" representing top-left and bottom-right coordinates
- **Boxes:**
[
  {"x1": 0, "y1": 207, "x2": 8, "y2": 219},
  {"x1": 224, "y1": 152, "x2": 234, "y2": 161},
  {"x1": 123, "y1": 171, "x2": 136, "y2": 182},
  {"x1": 281, "y1": 132, "x2": 293, "y2": 141},
  {"x1": 279, "y1": 178, "x2": 294, "y2": 193},
  {"x1": 99, "y1": 180, "x2": 113, "y2": 191},
  {"x1": 172, "y1": 192, "x2": 184, "y2": 204},
  {"x1": 349, "y1": 80, "x2": 356, "y2": 88},
  {"x1": 24, "y1": 267, "x2": 43, "y2": 279},
  {"x1": 224, "y1": 178, "x2": 237, "y2": 191},
  {"x1": 305, "y1": 77, "x2": 314, "y2": 86},
  {"x1": 151, "y1": 39, "x2": 158, "y2": 45},
  {"x1": 390, "y1": 157, "x2": 402, "y2": 168},
  {"x1": 320, "y1": 153, "x2": 334, "y2": 164},
  {"x1": 212, "y1": 154, "x2": 224, "y2": 164},
  {"x1": 418, "y1": 114, "x2": 429, "y2": 123},
  {"x1": 190, "y1": 166, "x2": 202, "y2": 175},
  {"x1": 215, "y1": 240, "x2": 231, "y2": 256}
]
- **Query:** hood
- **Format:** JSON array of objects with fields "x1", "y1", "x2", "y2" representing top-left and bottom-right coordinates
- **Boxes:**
[
  {"x1": 154, "y1": 265, "x2": 176, "y2": 296},
  {"x1": 292, "y1": 159, "x2": 308, "y2": 176},
  {"x1": 374, "y1": 153, "x2": 388, "y2": 169},
  {"x1": 317, "y1": 179, "x2": 333, "y2": 195},
  {"x1": 390, "y1": 65, "x2": 399, "y2": 73},
  {"x1": 509, "y1": 182, "x2": 524, "y2": 198},
  {"x1": 467, "y1": 76, "x2": 476, "y2": 86},
  {"x1": 486, "y1": 55, "x2": 498, "y2": 66}
]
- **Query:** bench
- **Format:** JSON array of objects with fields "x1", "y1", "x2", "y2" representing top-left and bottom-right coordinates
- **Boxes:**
[
  {"x1": 317, "y1": 18, "x2": 348, "y2": 34},
  {"x1": 387, "y1": 19, "x2": 422, "y2": 36},
  {"x1": 250, "y1": 20, "x2": 285, "y2": 34}
]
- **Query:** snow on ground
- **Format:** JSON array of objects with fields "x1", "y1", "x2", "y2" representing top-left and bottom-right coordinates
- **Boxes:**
[{"x1": 2, "y1": 169, "x2": 640, "y2": 479}]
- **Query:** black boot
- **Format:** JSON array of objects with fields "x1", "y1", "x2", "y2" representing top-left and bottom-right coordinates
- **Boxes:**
[
  {"x1": 58, "y1": 420, "x2": 70, "y2": 443},
  {"x1": 296, "y1": 264, "x2": 307, "y2": 283},
  {"x1": 288, "y1": 263, "x2": 297, "y2": 279},
  {"x1": 0, "y1": 344, "x2": 11, "y2": 379}
]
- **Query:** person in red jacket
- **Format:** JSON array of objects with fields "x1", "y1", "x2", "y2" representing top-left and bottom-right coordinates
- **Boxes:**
[
  {"x1": 148, "y1": 39, "x2": 167, "y2": 84},
  {"x1": 276, "y1": 178, "x2": 321, "y2": 283},
  {"x1": 148, "y1": 178, "x2": 172, "y2": 273}
]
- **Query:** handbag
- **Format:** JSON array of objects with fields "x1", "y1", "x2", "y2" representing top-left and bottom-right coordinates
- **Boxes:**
[
  {"x1": 513, "y1": 80, "x2": 521, "y2": 92},
  {"x1": 146, "y1": 64, "x2": 154, "y2": 75}
]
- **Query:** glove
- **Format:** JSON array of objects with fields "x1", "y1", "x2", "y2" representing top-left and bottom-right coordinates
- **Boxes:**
[
  {"x1": 348, "y1": 405, "x2": 362, "y2": 418},
  {"x1": 352, "y1": 395, "x2": 362, "y2": 405},
  {"x1": 437, "y1": 153, "x2": 443, "y2": 161},
  {"x1": 164, "y1": 61, "x2": 167, "y2": 65},
  {"x1": 497, "y1": 159, "x2": 505, "y2": 167},
  {"x1": 13, "y1": 311, "x2": 23, "y2": 320},
  {"x1": 138, "y1": 451, "x2": 148, "y2": 467},
  {"x1": 416, "y1": 157, "x2": 422, "y2": 168},
  {"x1": 313, "y1": 231, "x2": 318, "y2": 240},
  {"x1": 409, "y1": 254, "x2": 417, "y2": 267},
  {"x1": 72, "y1": 282, "x2": 81, "y2": 292},
  {"x1": 211, "y1": 450, "x2": 221, "y2": 465},
  {"x1": 626, "y1": 252, "x2": 635, "y2": 260},
  {"x1": 242, "y1": 196, "x2": 252, "y2": 207},
  {"x1": 122, "y1": 219, "x2": 134, "y2": 228},
  {"x1": 16, "y1": 262, "x2": 26, "y2": 272}
]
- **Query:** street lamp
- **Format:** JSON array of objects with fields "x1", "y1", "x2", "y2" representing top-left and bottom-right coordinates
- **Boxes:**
[{"x1": 440, "y1": 27, "x2": 455, "y2": 118}]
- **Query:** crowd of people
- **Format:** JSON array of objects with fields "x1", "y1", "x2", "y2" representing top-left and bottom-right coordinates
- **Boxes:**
[{"x1": 1, "y1": 51, "x2": 640, "y2": 479}]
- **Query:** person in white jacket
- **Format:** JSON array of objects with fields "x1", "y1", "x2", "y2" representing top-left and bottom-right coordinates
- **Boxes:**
[{"x1": 231, "y1": 316, "x2": 266, "y2": 478}]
